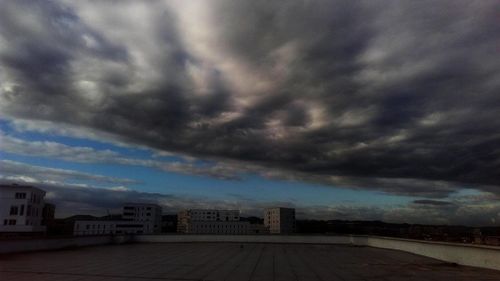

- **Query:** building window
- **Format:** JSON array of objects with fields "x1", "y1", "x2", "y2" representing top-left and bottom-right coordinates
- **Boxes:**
[
  {"x1": 10, "y1": 206, "x2": 18, "y2": 215},
  {"x1": 3, "y1": 220, "x2": 7, "y2": 225},
  {"x1": 15, "y1": 192, "x2": 26, "y2": 199},
  {"x1": 20, "y1": 205, "x2": 24, "y2": 216},
  {"x1": 9, "y1": 219, "x2": 17, "y2": 225}
]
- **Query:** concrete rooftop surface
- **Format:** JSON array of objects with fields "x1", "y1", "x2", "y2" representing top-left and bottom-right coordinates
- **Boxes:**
[{"x1": 0, "y1": 243, "x2": 498, "y2": 281}]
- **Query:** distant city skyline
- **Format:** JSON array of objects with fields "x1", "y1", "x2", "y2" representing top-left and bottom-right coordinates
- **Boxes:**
[{"x1": 1, "y1": 1, "x2": 499, "y2": 226}]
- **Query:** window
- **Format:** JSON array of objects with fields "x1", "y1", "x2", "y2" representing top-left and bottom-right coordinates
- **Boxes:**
[
  {"x1": 27, "y1": 205, "x2": 31, "y2": 216},
  {"x1": 15, "y1": 192, "x2": 26, "y2": 199},
  {"x1": 20, "y1": 205, "x2": 24, "y2": 216},
  {"x1": 3, "y1": 220, "x2": 7, "y2": 225},
  {"x1": 10, "y1": 206, "x2": 18, "y2": 215},
  {"x1": 9, "y1": 219, "x2": 17, "y2": 225}
]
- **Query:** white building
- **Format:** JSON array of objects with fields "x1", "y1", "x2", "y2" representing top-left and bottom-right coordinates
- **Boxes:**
[
  {"x1": 73, "y1": 220, "x2": 145, "y2": 236},
  {"x1": 74, "y1": 203, "x2": 162, "y2": 236},
  {"x1": 122, "y1": 203, "x2": 162, "y2": 233},
  {"x1": 0, "y1": 184, "x2": 49, "y2": 233},
  {"x1": 264, "y1": 207, "x2": 296, "y2": 234},
  {"x1": 177, "y1": 209, "x2": 249, "y2": 234},
  {"x1": 187, "y1": 221, "x2": 250, "y2": 234}
]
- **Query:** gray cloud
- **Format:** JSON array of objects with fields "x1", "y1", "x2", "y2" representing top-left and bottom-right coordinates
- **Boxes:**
[
  {"x1": 0, "y1": 160, "x2": 138, "y2": 185},
  {"x1": 1, "y1": 0, "x2": 499, "y2": 198},
  {"x1": 412, "y1": 200, "x2": 455, "y2": 206},
  {"x1": 0, "y1": 132, "x2": 244, "y2": 180}
]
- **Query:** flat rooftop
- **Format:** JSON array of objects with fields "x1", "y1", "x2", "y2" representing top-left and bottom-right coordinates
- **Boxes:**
[{"x1": 0, "y1": 243, "x2": 498, "y2": 281}]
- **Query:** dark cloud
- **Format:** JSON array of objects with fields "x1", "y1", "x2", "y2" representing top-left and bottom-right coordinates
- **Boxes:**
[
  {"x1": 412, "y1": 200, "x2": 455, "y2": 206},
  {"x1": 1, "y1": 0, "x2": 499, "y2": 197}
]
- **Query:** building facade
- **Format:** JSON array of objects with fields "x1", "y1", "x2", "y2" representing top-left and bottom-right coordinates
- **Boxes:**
[
  {"x1": 73, "y1": 220, "x2": 146, "y2": 236},
  {"x1": 177, "y1": 209, "x2": 250, "y2": 234},
  {"x1": 0, "y1": 184, "x2": 52, "y2": 233},
  {"x1": 187, "y1": 221, "x2": 250, "y2": 234},
  {"x1": 122, "y1": 203, "x2": 162, "y2": 233},
  {"x1": 74, "y1": 203, "x2": 162, "y2": 236},
  {"x1": 264, "y1": 207, "x2": 296, "y2": 234},
  {"x1": 484, "y1": 236, "x2": 500, "y2": 246}
]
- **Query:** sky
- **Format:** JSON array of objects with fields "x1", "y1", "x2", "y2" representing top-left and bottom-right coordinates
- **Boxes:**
[{"x1": 0, "y1": 0, "x2": 499, "y2": 226}]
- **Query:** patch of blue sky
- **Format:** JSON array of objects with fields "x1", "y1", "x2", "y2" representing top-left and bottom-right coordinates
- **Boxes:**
[
  {"x1": 1, "y1": 118, "x2": 416, "y2": 208},
  {"x1": 1, "y1": 151, "x2": 415, "y2": 207},
  {"x1": 0, "y1": 152, "x2": 140, "y2": 183},
  {"x1": 0, "y1": 119, "x2": 12, "y2": 133},
  {"x1": 0, "y1": 119, "x2": 191, "y2": 163},
  {"x1": 235, "y1": 175, "x2": 414, "y2": 206}
]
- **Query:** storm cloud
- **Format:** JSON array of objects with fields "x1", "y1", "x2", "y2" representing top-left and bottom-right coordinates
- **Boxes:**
[{"x1": 1, "y1": 0, "x2": 499, "y2": 197}]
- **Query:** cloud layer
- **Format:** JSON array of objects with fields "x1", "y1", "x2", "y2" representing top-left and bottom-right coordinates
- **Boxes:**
[
  {"x1": 2, "y1": 177, "x2": 499, "y2": 226},
  {"x1": 0, "y1": 160, "x2": 138, "y2": 186},
  {"x1": 1, "y1": 0, "x2": 499, "y2": 197}
]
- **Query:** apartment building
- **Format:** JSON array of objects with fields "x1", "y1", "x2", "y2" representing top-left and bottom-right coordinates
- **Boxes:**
[
  {"x1": 264, "y1": 207, "x2": 296, "y2": 234},
  {"x1": 0, "y1": 184, "x2": 53, "y2": 233},
  {"x1": 177, "y1": 209, "x2": 249, "y2": 234},
  {"x1": 122, "y1": 203, "x2": 162, "y2": 233},
  {"x1": 74, "y1": 203, "x2": 162, "y2": 236}
]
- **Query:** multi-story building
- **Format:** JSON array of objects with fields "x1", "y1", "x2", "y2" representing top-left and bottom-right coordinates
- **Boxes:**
[
  {"x1": 0, "y1": 184, "x2": 53, "y2": 233},
  {"x1": 264, "y1": 207, "x2": 296, "y2": 234},
  {"x1": 74, "y1": 203, "x2": 162, "y2": 236},
  {"x1": 177, "y1": 209, "x2": 249, "y2": 234},
  {"x1": 73, "y1": 220, "x2": 146, "y2": 236},
  {"x1": 186, "y1": 221, "x2": 250, "y2": 234},
  {"x1": 122, "y1": 203, "x2": 162, "y2": 233}
]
